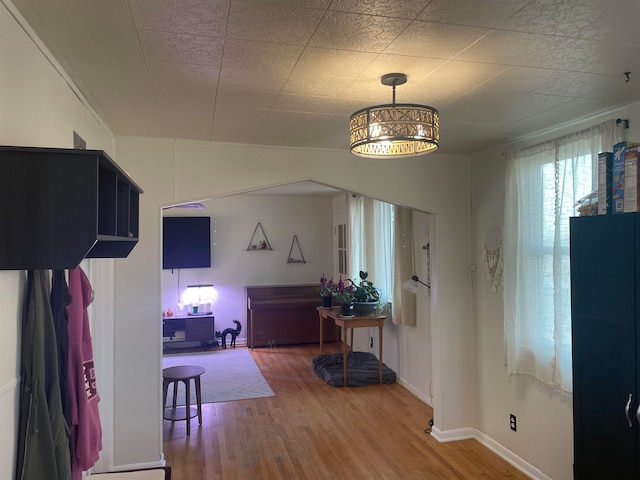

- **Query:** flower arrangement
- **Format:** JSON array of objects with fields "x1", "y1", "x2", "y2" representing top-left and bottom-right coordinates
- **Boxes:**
[
  {"x1": 319, "y1": 274, "x2": 336, "y2": 297},
  {"x1": 334, "y1": 276, "x2": 355, "y2": 304},
  {"x1": 352, "y1": 271, "x2": 380, "y2": 303}
]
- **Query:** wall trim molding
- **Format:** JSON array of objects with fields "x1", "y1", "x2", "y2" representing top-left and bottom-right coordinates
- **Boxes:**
[
  {"x1": 93, "y1": 458, "x2": 166, "y2": 475},
  {"x1": 431, "y1": 426, "x2": 553, "y2": 480},
  {"x1": 397, "y1": 377, "x2": 432, "y2": 407}
]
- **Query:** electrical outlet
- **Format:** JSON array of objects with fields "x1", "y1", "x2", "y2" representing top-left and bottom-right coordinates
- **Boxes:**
[{"x1": 510, "y1": 414, "x2": 517, "y2": 432}]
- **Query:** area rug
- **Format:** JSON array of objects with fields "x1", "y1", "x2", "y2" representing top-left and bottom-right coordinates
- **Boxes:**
[{"x1": 162, "y1": 348, "x2": 275, "y2": 406}]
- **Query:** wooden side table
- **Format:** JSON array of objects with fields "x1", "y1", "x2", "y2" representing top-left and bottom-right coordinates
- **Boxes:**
[
  {"x1": 317, "y1": 306, "x2": 386, "y2": 387},
  {"x1": 162, "y1": 365, "x2": 205, "y2": 435}
]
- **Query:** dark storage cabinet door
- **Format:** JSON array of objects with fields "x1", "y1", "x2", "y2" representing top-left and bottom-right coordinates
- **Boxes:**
[
  {"x1": 185, "y1": 316, "x2": 215, "y2": 343},
  {"x1": 163, "y1": 315, "x2": 215, "y2": 346},
  {"x1": 0, "y1": 146, "x2": 142, "y2": 269},
  {"x1": 570, "y1": 214, "x2": 640, "y2": 479}
]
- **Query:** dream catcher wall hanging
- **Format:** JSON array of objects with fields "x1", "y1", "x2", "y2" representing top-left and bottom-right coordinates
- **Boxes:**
[{"x1": 484, "y1": 226, "x2": 503, "y2": 292}]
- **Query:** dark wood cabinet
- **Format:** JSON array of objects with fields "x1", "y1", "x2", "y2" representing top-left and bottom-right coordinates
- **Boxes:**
[
  {"x1": 185, "y1": 315, "x2": 215, "y2": 343},
  {"x1": 246, "y1": 284, "x2": 340, "y2": 348},
  {"x1": 570, "y1": 214, "x2": 640, "y2": 479},
  {"x1": 0, "y1": 145, "x2": 143, "y2": 269},
  {"x1": 163, "y1": 314, "x2": 215, "y2": 346}
]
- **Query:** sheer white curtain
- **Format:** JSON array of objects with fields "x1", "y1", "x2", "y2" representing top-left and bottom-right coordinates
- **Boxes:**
[
  {"x1": 392, "y1": 205, "x2": 416, "y2": 326},
  {"x1": 504, "y1": 119, "x2": 616, "y2": 394},
  {"x1": 348, "y1": 195, "x2": 393, "y2": 306}
]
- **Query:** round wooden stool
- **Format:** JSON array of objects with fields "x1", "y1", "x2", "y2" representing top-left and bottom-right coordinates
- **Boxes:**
[{"x1": 162, "y1": 365, "x2": 205, "y2": 436}]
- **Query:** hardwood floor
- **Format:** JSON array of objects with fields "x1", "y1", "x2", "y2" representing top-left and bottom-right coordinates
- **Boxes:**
[{"x1": 162, "y1": 343, "x2": 529, "y2": 480}]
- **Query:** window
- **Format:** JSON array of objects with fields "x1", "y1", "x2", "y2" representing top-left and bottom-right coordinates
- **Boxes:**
[
  {"x1": 337, "y1": 223, "x2": 348, "y2": 276},
  {"x1": 504, "y1": 120, "x2": 616, "y2": 394},
  {"x1": 348, "y1": 195, "x2": 394, "y2": 305}
]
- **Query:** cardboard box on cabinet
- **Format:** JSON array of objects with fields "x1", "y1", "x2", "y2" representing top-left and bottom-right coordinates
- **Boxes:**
[
  {"x1": 598, "y1": 151, "x2": 613, "y2": 215},
  {"x1": 624, "y1": 146, "x2": 640, "y2": 213},
  {"x1": 612, "y1": 141, "x2": 640, "y2": 214}
]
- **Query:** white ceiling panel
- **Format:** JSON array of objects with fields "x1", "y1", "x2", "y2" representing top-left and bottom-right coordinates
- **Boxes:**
[
  {"x1": 500, "y1": 0, "x2": 629, "y2": 38},
  {"x1": 211, "y1": 106, "x2": 269, "y2": 143},
  {"x1": 356, "y1": 54, "x2": 446, "y2": 85},
  {"x1": 270, "y1": 94, "x2": 334, "y2": 114},
  {"x1": 534, "y1": 72, "x2": 618, "y2": 98},
  {"x1": 417, "y1": 0, "x2": 530, "y2": 28},
  {"x1": 329, "y1": 0, "x2": 430, "y2": 18},
  {"x1": 129, "y1": 0, "x2": 230, "y2": 36},
  {"x1": 309, "y1": 11, "x2": 411, "y2": 52},
  {"x1": 291, "y1": 115, "x2": 349, "y2": 149},
  {"x1": 384, "y1": 21, "x2": 491, "y2": 59},
  {"x1": 291, "y1": 47, "x2": 376, "y2": 79},
  {"x1": 416, "y1": 61, "x2": 511, "y2": 102},
  {"x1": 215, "y1": 87, "x2": 278, "y2": 110},
  {"x1": 281, "y1": 73, "x2": 354, "y2": 97},
  {"x1": 9, "y1": 0, "x2": 640, "y2": 156},
  {"x1": 479, "y1": 66, "x2": 568, "y2": 94},
  {"x1": 255, "y1": 110, "x2": 324, "y2": 146},
  {"x1": 226, "y1": 1, "x2": 325, "y2": 44},
  {"x1": 583, "y1": 3, "x2": 640, "y2": 44},
  {"x1": 457, "y1": 30, "x2": 595, "y2": 71},
  {"x1": 482, "y1": 93, "x2": 577, "y2": 126},
  {"x1": 138, "y1": 30, "x2": 224, "y2": 67}
]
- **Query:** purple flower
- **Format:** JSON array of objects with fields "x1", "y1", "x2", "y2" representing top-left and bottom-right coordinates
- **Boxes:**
[
  {"x1": 335, "y1": 276, "x2": 354, "y2": 303},
  {"x1": 320, "y1": 274, "x2": 336, "y2": 296}
]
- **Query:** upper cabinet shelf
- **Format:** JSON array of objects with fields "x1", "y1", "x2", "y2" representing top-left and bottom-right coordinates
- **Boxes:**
[{"x1": 0, "y1": 146, "x2": 143, "y2": 270}]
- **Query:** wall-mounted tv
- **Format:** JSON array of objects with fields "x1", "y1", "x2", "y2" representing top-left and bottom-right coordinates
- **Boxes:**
[{"x1": 163, "y1": 216, "x2": 211, "y2": 269}]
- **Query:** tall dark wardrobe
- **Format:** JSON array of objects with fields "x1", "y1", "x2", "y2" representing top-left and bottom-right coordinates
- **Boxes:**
[{"x1": 570, "y1": 213, "x2": 640, "y2": 478}]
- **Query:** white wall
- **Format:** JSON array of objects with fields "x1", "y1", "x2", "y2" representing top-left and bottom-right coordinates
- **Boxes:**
[
  {"x1": 10, "y1": 0, "x2": 620, "y2": 473},
  {"x1": 470, "y1": 103, "x2": 640, "y2": 480},
  {"x1": 114, "y1": 135, "x2": 473, "y2": 468},
  {"x1": 161, "y1": 193, "x2": 335, "y2": 344},
  {"x1": 6, "y1": 0, "x2": 614, "y2": 475},
  {"x1": 0, "y1": 2, "x2": 115, "y2": 478},
  {"x1": 397, "y1": 211, "x2": 433, "y2": 403},
  {"x1": 4, "y1": 0, "x2": 581, "y2": 476}
]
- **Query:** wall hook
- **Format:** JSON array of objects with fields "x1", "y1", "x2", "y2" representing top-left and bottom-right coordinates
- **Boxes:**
[{"x1": 624, "y1": 71, "x2": 631, "y2": 83}]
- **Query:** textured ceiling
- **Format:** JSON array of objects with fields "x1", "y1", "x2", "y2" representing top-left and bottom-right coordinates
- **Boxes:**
[{"x1": 9, "y1": 0, "x2": 640, "y2": 155}]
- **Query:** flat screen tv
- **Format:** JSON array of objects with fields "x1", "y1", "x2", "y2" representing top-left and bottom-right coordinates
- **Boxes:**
[{"x1": 163, "y1": 216, "x2": 211, "y2": 269}]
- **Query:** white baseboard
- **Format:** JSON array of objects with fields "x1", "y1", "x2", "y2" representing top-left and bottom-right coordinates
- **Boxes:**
[
  {"x1": 430, "y1": 426, "x2": 475, "y2": 442},
  {"x1": 474, "y1": 430, "x2": 552, "y2": 480},
  {"x1": 430, "y1": 426, "x2": 552, "y2": 480},
  {"x1": 397, "y1": 376, "x2": 433, "y2": 407},
  {"x1": 90, "y1": 458, "x2": 166, "y2": 476}
]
